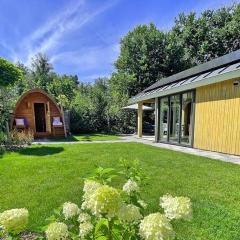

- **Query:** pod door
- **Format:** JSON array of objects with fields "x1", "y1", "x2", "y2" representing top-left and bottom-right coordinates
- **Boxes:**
[{"x1": 34, "y1": 103, "x2": 46, "y2": 133}]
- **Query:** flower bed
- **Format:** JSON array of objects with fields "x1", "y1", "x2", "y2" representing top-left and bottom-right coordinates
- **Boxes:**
[{"x1": 0, "y1": 161, "x2": 192, "y2": 239}]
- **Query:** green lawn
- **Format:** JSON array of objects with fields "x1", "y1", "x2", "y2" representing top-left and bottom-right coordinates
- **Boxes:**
[
  {"x1": 1, "y1": 143, "x2": 240, "y2": 239},
  {"x1": 50, "y1": 133, "x2": 121, "y2": 142}
]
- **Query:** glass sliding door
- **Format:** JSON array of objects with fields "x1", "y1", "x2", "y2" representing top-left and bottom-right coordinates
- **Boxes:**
[
  {"x1": 169, "y1": 95, "x2": 181, "y2": 143},
  {"x1": 159, "y1": 97, "x2": 169, "y2": 141},
  {"x1": 158, "y1": 90, "x2": 194, "y2": 146},
  {"x1": 180, "y1": 92, "x2": 194, "y2": 145}
]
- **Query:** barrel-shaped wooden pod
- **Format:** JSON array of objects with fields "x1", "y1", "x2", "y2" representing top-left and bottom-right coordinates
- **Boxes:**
[{"x1": 12, "y1": 89, "x2": 66, "y2": 138}]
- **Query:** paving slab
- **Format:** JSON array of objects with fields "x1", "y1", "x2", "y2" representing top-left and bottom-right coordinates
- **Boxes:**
[{"x1": 122, "y1": 135, "x2": 240, "y2": 165}]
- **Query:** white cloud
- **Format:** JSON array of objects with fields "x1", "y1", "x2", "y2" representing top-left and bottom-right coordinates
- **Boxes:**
[
  {"x1": 50, "y1": 43, "x2": 120, "y2": 70},
  {"x1": 49, "y1": 43, "x2": 120, "y2": 82},
  {"x1": 80, "y1": 73, "x2": 111, "y2": 83},
  {"x1": 13, "y1": 0, "x2": 119, "y2": 65}
]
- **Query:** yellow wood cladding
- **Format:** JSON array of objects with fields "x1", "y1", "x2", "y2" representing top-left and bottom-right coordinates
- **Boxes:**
[{"x1": 194, "y1": 79, "x2": 240, "y2": 155}]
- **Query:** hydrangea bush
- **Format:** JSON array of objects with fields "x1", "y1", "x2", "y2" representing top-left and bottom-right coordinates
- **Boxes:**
[
  {"x1": 0, "y1": 160, "x2": 192, "y2": 239},
  {"x1": 0, "y1": 208, "x2": 29, "y2": 235}
]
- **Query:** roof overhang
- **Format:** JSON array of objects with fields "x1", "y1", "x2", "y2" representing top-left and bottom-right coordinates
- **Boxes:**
[
  {"x1": 122, "y1": 104, "x2": 153, "y2": 110},
  {"x1": 129, "y1": 62, "x2": 240, "y2": 104}
]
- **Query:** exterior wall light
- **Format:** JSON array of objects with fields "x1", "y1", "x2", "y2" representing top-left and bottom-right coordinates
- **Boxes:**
[{"x1": 233, "y1": 80, "x2": 240, "y2": 86}]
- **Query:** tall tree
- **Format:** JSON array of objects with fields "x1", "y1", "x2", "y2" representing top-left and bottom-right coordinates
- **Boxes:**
[
  {"x1": 31, "y1": 53, "x2": 53, "y2": 90},
  {"x1": 0, "y1": 57, "x2": 22, "y2": 133},
  {"x1": 172, "y1": 4, "x2": 240, "y2": 64},
  {"x1": 115, "y1": 23, "x2": 188, "y2": 96},
  {"x1": 47, "y1": 74, "x2": 78, "y2": 103},
  {"x1": 115, "y1": 23, "x2": 166, "y2": 95},
  {"x1": 0, "y1": 57, "x2": 22, "y2": 87}
]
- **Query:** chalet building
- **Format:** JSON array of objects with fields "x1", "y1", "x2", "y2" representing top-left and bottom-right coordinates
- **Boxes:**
[{"x1": 129, "y1": 50, "x2": 240, "y2": 156}]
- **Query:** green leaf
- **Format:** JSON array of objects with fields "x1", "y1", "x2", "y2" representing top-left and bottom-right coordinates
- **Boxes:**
[
  {"x1": 45, "y1": 215, "x2": 57, "y2": 223},
  {"x1": 95, "y1": 219, "x2": 109, "y2": 238}
]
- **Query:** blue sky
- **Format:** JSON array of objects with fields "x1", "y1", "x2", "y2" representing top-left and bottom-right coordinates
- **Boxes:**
[{"x1": 0, "y1": 0, "x2": 237, "y2": 83}]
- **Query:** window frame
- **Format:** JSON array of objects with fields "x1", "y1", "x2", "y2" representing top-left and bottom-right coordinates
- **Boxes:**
[{"x1": 158, "y1": 89, "x2": 196, "y2": 147}]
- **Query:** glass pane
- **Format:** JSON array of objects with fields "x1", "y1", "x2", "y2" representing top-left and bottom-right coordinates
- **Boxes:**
[
  {"x1": 181, "y1": 92, "x2": 193, "y2": 145},
  {"x1": 159, "y1": 97, "x2": 169, "y2": 141},
  {"x1": 169, "y1": 95, "x2": 180, "y2": 143}
]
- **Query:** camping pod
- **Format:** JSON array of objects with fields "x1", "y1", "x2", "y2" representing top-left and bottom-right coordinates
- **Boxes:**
[{"x1": 12, "y1": 89, "x2": 68, "y2": 138}]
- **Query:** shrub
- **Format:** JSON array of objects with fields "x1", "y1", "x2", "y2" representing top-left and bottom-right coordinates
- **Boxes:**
[
  {"x1": 0, "y1": 131, "x2": 8, "y2": 145},
  {"x1": 0, "y1": 161, "x2": 193, "y2": 239},
  {"x1": 8, "y1": 129, "x2": 34, "y2": 146},
  {"x1": 0, "y1": 208, "x2": 29, "y2": 235}
]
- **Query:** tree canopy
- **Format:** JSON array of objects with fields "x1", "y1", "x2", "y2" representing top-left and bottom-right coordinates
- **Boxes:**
[
  {"x1": 113, "y1": 4, "x2": 240, "y2": 97},
  {"x1": 0, "y1": 57, "x2": 23, "y2": 87},
  {"x1": 1, "y1": 3, "x2": 240, "y2": 134}
]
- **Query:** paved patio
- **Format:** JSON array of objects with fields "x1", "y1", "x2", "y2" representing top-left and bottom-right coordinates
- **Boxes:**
[
  {"x1": 34, "y1": 134, "x2": 240, "y2": 165},
  {"x1": 123, "y1": 135, "x2": 240, "y2": 165}
]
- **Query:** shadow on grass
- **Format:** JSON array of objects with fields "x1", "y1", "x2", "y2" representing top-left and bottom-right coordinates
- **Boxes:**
[
  {"x1": 39, "y1": 133, "x2": 119, "y2": 143},
  {"x1": 48, "y1": 135, "x2": 79, "y2": 142},
  {"x1": 51, "y1": 134, "x2": 97, "y2": 142},
  {"x1": 80, "y1": 134, "x2": 92, "y2": 141},
  {"x1": 17, "y1": 146, "x2": 64, "y2": 156}
]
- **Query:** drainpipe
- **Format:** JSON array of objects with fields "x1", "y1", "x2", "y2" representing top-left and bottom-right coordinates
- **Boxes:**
[{"x1": 137, "y1": 102, "x2": 143, "y2": 138}]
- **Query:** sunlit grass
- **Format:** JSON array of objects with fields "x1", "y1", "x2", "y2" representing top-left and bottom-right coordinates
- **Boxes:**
[
  {"x1": 0, "y1": 142, "x2": 240, "y2": 239},
  {"x1": 49, "y1": 133, "x2": 121, "y2": 142}
]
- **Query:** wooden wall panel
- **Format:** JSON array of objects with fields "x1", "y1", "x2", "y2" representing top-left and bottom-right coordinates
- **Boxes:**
[
  {"x1": 194, "y1": 79, "x2": 240, "y2": 155},
  {"x1": 14, "y1": 91, "x2": 65, "y2": 137}
]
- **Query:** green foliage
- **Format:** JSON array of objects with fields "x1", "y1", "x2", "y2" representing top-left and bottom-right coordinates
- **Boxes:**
[
  {"x1": 89, "y1": 166, "x2": 117, "y2": 184},
  {"x1": 31, "y1": 53, "x2": 53, "y2": 90},
  {"x1": 29, "y1": 164, "x2": 189, "y2": 239},
  {"x1": 56, "y1": 94, "x2": 69, "y2": 108},
  {"x1": 115, "y1": 23, "x2": 188, "y2": 96},
  {"x1": 108, "y1": 72, "x2": 137, "y2": 133},
  {"x1": 119, "y1": 159, "x2": 149, "y2": 187},
  {"x1": 0, "y1": 57, "x2": 23, "y2": 87},
  {"x1": 114, "y1": 4, "x2": 240, "y2": 97},
  {"x1": 1, "y1": 143, "x2": 240, "y2": 239},
  {"x1": 70, "y1": 78, "x2": 113, "y2": 133},
  {"x1": 0, "y1": 129, "x2": 33, "y2": 151},
  {"x1": 47, "y1": 74, "x2": 78, "y2": 103},
  {"x1": 172, "y1": 4, "x2": 240, "y2": 64},
  {"x1": 2, "y1": 3, "x2": 240, "y2": 135},
  {"x1": 0, "y1": 86, "x2": 19, "y2": 133}
]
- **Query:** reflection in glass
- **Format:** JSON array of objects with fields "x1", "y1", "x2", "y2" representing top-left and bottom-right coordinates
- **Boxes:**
[
  {"x1": 159, "y1": 97, "x2": 169, "y2": 141},
  {"x1": 169, "y1": 95, "x2": 180, "y2": 143},
  {"x1": 181, "y1": 92, "x2": 193, "y2": 145}
]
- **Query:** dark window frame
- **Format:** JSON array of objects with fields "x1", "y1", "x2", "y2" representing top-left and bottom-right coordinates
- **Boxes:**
[{"x1": 158, "y1": 89, "x2": 196, "y2": 147}]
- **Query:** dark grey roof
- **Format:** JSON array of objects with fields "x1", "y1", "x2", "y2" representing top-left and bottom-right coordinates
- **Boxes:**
[
  {"x1": 129, "y1": 50, "x2": 240, "y2": 104},
  {"x1": 143, "y1": 49, "x2": 240, "y2": 93}
]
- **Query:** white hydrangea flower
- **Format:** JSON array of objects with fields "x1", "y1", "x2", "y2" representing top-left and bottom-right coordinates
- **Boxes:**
[
  {"x1": 84, "y1": 185, "x2": 122, "y2": 218},
  {"x1": 79, "y1": 222, "x2": 93, "y2": 239},
  {"x1": 118, "y1": 204, "x2": 142, "y2": 223},
  {"x1": 160, "y1": 194, "x2": 192, "y2": 220},
  {"x1": 46, "y1": 222, "x2": 68, "y2": 240},
  {"x1": 122, "y1": 179, "x2": 139, "y2": 195},
  {"x1": 78, "y1": 213, "x2": 91, "y2": 223},
  {"x1": 139, "y1": 213, "x2": 175, "y2": 240},
  {"x1": 82, "y1": 180, "x2": 102, "y2": 210},
  {"x1": 62, "y1": 202, "x2": 80, "y2": 220},
  {"x1": 0, "y1": 208, "x2": 29, "y2": 234},
  {"x1": 138, "y1": 199, "x2": 148, "y2": 209},
  {"x1": 83, "y1": 180, "x2": 102, "y2": 197}
]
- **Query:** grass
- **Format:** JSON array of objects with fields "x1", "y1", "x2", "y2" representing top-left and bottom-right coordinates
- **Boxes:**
[
  {"x1": 1, "y1": 142, "x2": 240, "y2": 239},
  {"x1": 48, "y1": 133, "x2": 121, "y2": 142}
]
